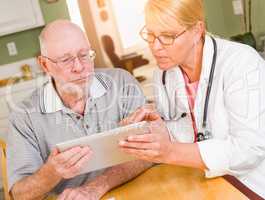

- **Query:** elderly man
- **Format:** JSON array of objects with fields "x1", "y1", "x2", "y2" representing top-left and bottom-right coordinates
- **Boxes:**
[{"x1": 7, "y1": 20, "x2": 152, "y2": 200}]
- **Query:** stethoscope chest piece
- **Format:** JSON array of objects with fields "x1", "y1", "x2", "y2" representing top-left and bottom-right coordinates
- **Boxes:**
[{"x1": 197, "y1": 129, "x2": 212, "y2": 142}]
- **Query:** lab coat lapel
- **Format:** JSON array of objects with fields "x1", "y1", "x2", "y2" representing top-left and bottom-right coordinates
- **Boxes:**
[
  {"x1": 165, "y1": 67, "x2": 195, "y2": 142},
  {"x1": 193, "y1": 35, "x2": 215, "y2": 131},
  {"x1": 167, "y1": 67, "x2": 190, "y2": 117},
  {"x1": 156, "y1": 66, "x2": 191, "y2": 120}
]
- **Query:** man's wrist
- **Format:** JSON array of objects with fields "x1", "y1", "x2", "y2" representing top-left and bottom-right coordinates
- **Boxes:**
[
  {"x1": 43, "y1": 162, "x2": 63, "y2": 183},
  {"x1": 82, "y1": 174, "x2": 110, "y2": 198}
]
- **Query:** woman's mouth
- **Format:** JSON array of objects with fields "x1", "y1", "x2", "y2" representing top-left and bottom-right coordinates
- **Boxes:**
[{"x1": 155, "y1": 56, "x2": 170, "y2": 63}]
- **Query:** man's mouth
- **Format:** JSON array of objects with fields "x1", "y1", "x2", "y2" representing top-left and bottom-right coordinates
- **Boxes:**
[{"x1": 69, "y1": 76, "x2": 90, "y2": 83}]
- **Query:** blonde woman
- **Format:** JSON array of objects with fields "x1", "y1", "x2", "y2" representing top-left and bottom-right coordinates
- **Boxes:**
[{"x1": 119, "y1": 0, "x2": 265, "y2": 198}]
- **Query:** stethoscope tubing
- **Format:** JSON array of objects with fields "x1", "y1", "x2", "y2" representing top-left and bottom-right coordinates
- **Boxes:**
[{"x1": 161, "y1": 36, "x2": 217, "y2": 141}]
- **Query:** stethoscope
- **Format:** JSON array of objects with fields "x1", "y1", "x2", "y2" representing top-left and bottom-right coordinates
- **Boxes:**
[{"x1": 161, "y1": 36, "x2": 217, "y2": 142}]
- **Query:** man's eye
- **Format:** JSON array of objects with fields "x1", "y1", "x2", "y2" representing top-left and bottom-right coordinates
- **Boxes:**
[
  {"x1": 80, "y1": 54, "x2": 88, "y2": 58},
  {"x1": 80, "y1": 54, "x2": 89, "y2": 60},
  {"x1": 61, "y1": 58, "x2": 72, "y2": 63}
]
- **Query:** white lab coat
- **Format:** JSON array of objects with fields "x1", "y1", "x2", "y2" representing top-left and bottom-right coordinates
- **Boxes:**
[{"x1": 153, "y1": 35, "x2": 265, "y2": 198}]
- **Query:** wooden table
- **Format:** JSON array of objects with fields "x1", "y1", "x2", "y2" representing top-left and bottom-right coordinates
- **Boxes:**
[{"x1": 101, "y1": 164, "x2": 249, "y2": 200}]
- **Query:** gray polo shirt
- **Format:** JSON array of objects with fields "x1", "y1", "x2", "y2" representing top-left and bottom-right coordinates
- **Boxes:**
[{"x1": 7, "y1": 68, "x2": 145, "y2": 194}]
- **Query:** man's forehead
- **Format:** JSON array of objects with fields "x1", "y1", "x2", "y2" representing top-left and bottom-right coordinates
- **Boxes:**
[
  {"x1": 41, "y1": 21, "x2": 90, "y2": 57},
  {"x1": 44, "y1": 26, "x2": 87, "y2": 42},
  {"x1": 46, "y1": 43, "x2": 91, "y2": 58}
]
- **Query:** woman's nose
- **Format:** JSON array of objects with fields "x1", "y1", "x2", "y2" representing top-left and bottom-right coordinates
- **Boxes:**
[{"x1": 151, "y1": 38, "x2": 163, "y2": 51}]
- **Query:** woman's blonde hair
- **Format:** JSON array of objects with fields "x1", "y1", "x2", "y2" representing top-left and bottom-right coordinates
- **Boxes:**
[{"x1": 145, "y1": 0, "x2": 205, "y2": 30}]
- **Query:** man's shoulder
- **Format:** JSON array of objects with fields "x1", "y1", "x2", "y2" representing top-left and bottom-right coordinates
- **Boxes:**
[
  {"x1": 94, "y1": 68, "x2": 138, "y2": 88},
  {"x1": 9, "y1": 85, "x2": 44, "y2": 118}
]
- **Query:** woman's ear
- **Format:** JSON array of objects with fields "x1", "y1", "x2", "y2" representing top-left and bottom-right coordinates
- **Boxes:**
[{"x1": 193, "y1": 21, "x2": 205, "y2": 44}]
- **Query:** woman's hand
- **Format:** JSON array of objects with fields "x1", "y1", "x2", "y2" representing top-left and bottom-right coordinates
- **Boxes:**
[
  {"x1": 119, "y1": 117, "x2": 174, "y2": 164},
  {"x1": 119, "y1": 104, "x2": 160, "y2": 126}
]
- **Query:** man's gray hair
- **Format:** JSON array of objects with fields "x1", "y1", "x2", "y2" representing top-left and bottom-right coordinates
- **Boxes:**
[
  {"x1": 39, "y1": 35, "x2": 45, "y2": 56},
  {"x1": 39, "y1": 21, "x2": 55, "y2": 56}
]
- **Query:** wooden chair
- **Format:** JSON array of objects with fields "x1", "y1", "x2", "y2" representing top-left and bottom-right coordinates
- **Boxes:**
[
  {"x1": 101, "y1": 35, "x2": 149, "y2": 82},
  {"x1": 0, "y1": 139, "x2": 11, "y2": 200},
  {"x1": 0, "y1": 139, "x2": 57, "y2": 200}
]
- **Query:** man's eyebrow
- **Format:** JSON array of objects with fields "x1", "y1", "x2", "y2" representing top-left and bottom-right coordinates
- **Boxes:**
[
  {"x1": 58, "y1": 53, "x2": 73, "y2": 58},
  {"x1": 56, "y1": 48, "x2": 91, "y2": 59},
  {"x1": 57, "y1": 53, "x2": 72, "y2": 59}
]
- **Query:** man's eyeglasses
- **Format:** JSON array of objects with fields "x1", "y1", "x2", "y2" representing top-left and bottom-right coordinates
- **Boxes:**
[
  {"x1": 42, "y1": 49, "x2": 96, "y2": 69},
  {"x1": 140, "y1": 27, "x2": 186, "y2": 46}
]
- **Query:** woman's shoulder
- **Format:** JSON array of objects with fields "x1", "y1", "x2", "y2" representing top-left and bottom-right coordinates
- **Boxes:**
[
  {"x1": 214, "y1": 36, "x2": 264, "y2": 74},
  {"x1": 213, "y1": 36, "x2": 265, "y2": 86},
  {"x1": 215, "y1": 36, "x2": 261, "y2": 62}
]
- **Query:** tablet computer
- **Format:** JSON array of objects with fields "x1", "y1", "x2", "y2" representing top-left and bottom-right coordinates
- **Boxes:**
[{"x1": 56, "y1": 121, "x2": 149, "y2": 174}]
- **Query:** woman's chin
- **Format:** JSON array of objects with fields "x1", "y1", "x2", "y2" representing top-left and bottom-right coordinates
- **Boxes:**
[{"x1": 157, "y1": 62, "x2": 176, "y2": 71}]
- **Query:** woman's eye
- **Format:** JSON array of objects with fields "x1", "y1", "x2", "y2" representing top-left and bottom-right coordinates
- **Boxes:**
[{"x1": 161, "y1": 35, "x2": 174, "y2": 39}]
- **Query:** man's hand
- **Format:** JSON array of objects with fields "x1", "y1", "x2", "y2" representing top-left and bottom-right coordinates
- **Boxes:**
[
  {"x1": 47, "y1": 146, "x2": 93, "y2": 179},
  {"x1": 58, "y1": 186, "x2": 101, "y2": 200}
]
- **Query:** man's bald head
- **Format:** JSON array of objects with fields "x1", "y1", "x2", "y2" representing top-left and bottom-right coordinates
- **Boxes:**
[{"x1": 39, "y1": 20, "x2": 90, "y2": 57}]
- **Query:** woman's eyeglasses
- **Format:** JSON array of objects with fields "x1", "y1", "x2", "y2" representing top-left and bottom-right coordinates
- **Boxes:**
[{"x1": 140, "y1": 27, "x2": 186, "y2": 46}]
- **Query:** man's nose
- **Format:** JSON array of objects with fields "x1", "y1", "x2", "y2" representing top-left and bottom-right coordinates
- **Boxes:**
[{"x1": 72, "y1": 57, "x2": 84, "y2": 73}]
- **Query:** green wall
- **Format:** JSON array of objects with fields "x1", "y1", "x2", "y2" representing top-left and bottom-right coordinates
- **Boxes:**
[
  {"x1": 0, "y1": 0, "x2": 70, "y2": 65},
  {"x1": 204, "y1": 0, "x2": 265, "y2": 50}
]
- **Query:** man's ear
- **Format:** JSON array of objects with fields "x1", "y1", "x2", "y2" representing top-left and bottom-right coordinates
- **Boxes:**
[{"x1": 37, "y1": 56, "x2": 49, "y2": 74}]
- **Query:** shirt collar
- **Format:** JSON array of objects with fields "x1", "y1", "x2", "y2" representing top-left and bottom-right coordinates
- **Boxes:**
[{"x1": 41, "y1": 75, "x2": 107, "y2": 113}]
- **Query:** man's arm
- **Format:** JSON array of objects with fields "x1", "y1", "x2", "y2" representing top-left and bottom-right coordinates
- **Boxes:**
[
  {"x1": 11, "y1": 147, "x2": 92, "y2": 200},
  {"x1": 58, "y1": 160, "x2": 153, "y2": 199},
  {"x1": 85, "y1": 160, "x2": 152, "y2": 194},
  {"x1": 11, "y1": 161, "x2": 61, "y2": 200}
]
